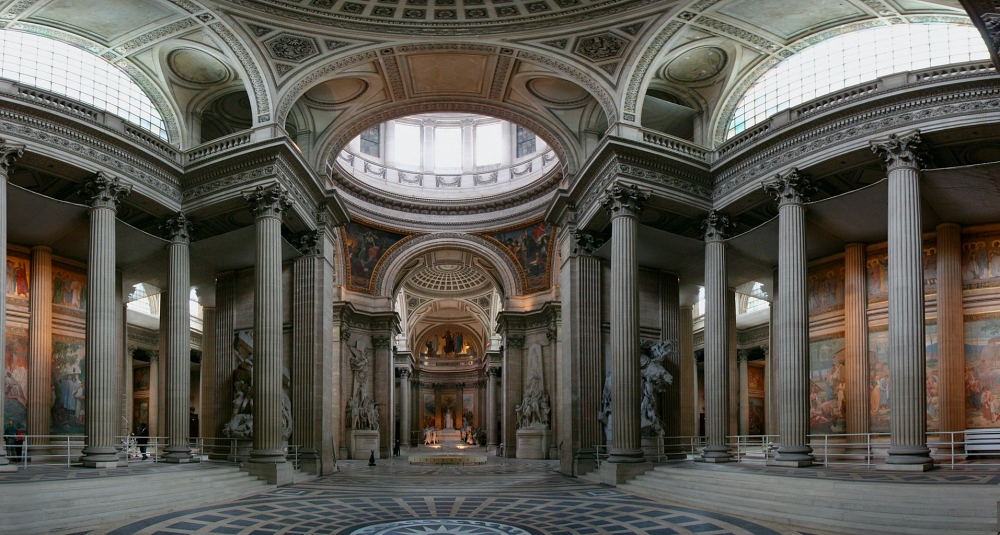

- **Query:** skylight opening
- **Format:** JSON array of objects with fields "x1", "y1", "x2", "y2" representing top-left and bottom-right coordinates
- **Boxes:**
[
  {"x1": 475, "y1": 122, "x2": 501, "y2": 166},
  {"x1": 0, "y1": 30, "x2": 167, "y2": 139},
  {"x1": 395, "y1": 122, "x2": 422, "y2": 168},
  {"x1": 726, "y1": 23, "x2": 990, "y2": 139},
  {"x1": 435, "y1": 127, "x2": 462, "y2": 169}
]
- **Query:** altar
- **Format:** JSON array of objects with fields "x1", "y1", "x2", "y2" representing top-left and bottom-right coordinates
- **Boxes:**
[{"x1": 437, "y1": 429, "x2": 462, "y2": 443}]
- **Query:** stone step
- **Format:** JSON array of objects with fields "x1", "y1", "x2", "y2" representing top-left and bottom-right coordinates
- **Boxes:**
[{"x1": 619, "y1": 467, "x2": 997, "y2": 535}]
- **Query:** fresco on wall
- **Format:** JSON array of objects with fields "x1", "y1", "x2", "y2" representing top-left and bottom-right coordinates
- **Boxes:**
[
  {"x1": 962, "y1": 231, "x2": 1000, "y2": 288},
  {"x1": 926, "y1": 323, "x2": 939, "y2": 431},
  {"x1": 809, "y1": 335, "x2": 846, "y2": 433},
  {"x1": 807, "y1": 259, "x2": 844, "y2": 314},
  {"x1": 341, "y1": 221, "x2": 408, "y2": 292},
  {"x1": 923, "y1": 243, "x2": 938, "y2": 290},
  {"x1": 133, "y1": 366, "x2": 150, "y2": 392},
  {"x1": 463, "y1": 393, "x2": 474, "y2": 427},
  {"x1": 419, "y1": 327, "x2": 478, "y2": 359},
  {"x1": 964, "y1": 316, "x2": 1000, "y2": 429},
  {"x1": 748, "y1": 365, "x2": 765, "y2": 394},
  {"x1": 52, "y1": 265, "x2": 86, "y2": 311},
  {"x1": 5, "y1": 254, "x2": 29, "y2": 299},
  {"x1": 51, "y1": 337, "x2": 85, "y2": 434},
  {"x1": 869, "y1": 329, "x2": 891, "y2": 432},
  {"x1": 486, "y1": 221, "x2": 554, "y2": 293},
  {"x1": 867, "y1": 251, "x2": 889, "y2": 302},
  {"x1": 749, "y1": 397, "x2": 765, "y2": 436},
  {"x1": 423, "y1": 393, "x2": 435, "y2": 428},
  {"x1": 4, "y1": 329, "x2": 28, "y2": 432}
]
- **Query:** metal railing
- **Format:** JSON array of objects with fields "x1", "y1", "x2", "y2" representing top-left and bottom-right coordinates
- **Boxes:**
[
  {"x1": 726, "y1": 434, "x2": 778, "y2": 462},
  {"x1": 2, "y1": 434, "x2": 87, "y2": 468}
]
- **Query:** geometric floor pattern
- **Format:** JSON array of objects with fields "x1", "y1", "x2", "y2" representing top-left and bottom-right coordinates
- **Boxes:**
[
  {"x1": 673, "y1": 460, "x2": 1000, "y2": 485},
  {"x1": 82, "y1": 458, "x2": 808, "y2": 535}
]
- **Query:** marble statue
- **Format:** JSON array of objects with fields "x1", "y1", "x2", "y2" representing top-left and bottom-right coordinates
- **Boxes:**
[
  {"x1": 423, "y1": 427, "x2": 438, "y2": 445},
  {"x1": 349, "y1": 342, "x2": 380, "y2": 430},
  {"x1": 598, "y1": 340, "x2": 676, "y2": 441},
  {"x1": 516, "y1": 343, "x2": 551, "y2": 429},
  {"x1": 223, "y1": 331, "x2": 254, "y2": 438},
  {"x1": 444, "y1": 409, "x2": 454, "y2": 429}
]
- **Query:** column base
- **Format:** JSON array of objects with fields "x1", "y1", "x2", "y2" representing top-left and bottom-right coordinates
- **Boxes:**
[
  {"x1": 242, "y1": 461, "x2": 294, "y2": 485},
  {"x1": 607, "y1": 447, "x2": 645, "y2": 464},
  {"x1": 767, "y1": 459, "x2": 813, "y2": 467},
  {"x1": 699, "y1": 445, "x2": 732, "y2": 463},
  {"x1": 250, "y1": 448, "x2": 286, "y2": 464},
  {"x1": 81, "y1": 446, "x2": 120, "y2": 468},
  {"x1": 163, "y1": 455, "x2": 200, "y2": 463},
  {"x1": 599, "y1": 460, "x2": 652, "y2": 486},
  {"x1": 877, "y1": 462, "x2": 934, "y2": 472}
]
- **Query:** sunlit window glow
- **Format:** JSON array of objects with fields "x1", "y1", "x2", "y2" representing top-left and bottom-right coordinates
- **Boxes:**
[
  {"x1": 475, "y1": 122, "x2": 501, "y2": 166},
  {"x1": 726, "y1": 23, "x2": 989, "y2": 139},
  {"x1": 435, "y1": 127, "x2": 462, "y2": 169},
  {"x1": 0, "y1": 30, "x2": 167, "y2": 139},
  {"x1": 395, "y1": 123, "x2": 421, "y2": 167}
]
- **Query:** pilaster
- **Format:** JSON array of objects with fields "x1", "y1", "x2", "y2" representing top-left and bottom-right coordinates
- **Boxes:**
[
  {"x1": 936, "y1": 223, "x2": 964, "y2": 438},
  {"x1": 27, "y1": 246, "x2": 52, "y2": 440},
  {"x1": 844, "y1": 243, "x2": 869, "y2": 436},
  {"x1": 0, "y1": 140, "x2": 22, "y2": 471}
]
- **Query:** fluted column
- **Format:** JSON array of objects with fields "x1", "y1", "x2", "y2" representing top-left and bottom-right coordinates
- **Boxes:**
[
  {"x1": 214, "y1": 272, "x2": 236, "y2": 438},
  {"x1": 201, "y1": 307, "x2": 217, "y2": 441},
  {"x1": 293, "y1": 231, "x2": 322, "y2": 471},
  {"x1": 702, "y1": 210, "x2": 734, "y2": 462},
  {"x1": 565, "y1": 230, "x2": 603, "y2": 472},
  {"x1": 936, "y1": 223, "x2": 965, "y2": 440},
  {"x1": 678, "y1": 306, "x2": 696, "y2": 437},
  {"x1": 80, "y1": 173, "x2": 131, "y2": 468},
  {"x1": 162, "y1": 212, "x2": 195, "y2": 463},
  {"x1": 660, "y1": 272, "x2": 685, "y2": 459},
  {"x1": 0, "y1": 140, "x2": 22, "y2": 471},
  {"x1": 727, "y1": 289, "x2": 737, "y2": 436},
  {"x1": 243, "y1": 184, "x2": 291, "y2": 475},
  {"x1": 764, "y1": 169, "x2": 814, "y2": 466},
  {"x1": 844, "y1": 243, "x2": 870, "y2": 436},
  {"x1": 602, "y1": 184, "x2": 649, "y2": 464},
  {"x1": 27, "y1": 246, "x2": 52, "y2": 440},
  {"x1": 871, "y1": 130, "x2": 933, "y2": 470},
  {"x1": 399, "y1": 369, "x2": 412, "y2": 449},
  {"x1": 487, "y1": 367, "x2": 499, "y2": 447},
  {"x1": 148, "y1": 351, "x2": 160, "y2": 436},
  {"x1": 738, "y1": 350, "x2": 750, "y2": 435}
]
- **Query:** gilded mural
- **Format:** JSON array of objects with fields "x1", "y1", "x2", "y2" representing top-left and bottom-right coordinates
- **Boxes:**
[
  {"x1": 868, "y1": 324, "x2": 939, "y2": 433},
  {"x1": 807, "y1": 259, "x2": 844, "y2": 314},
  {"x1": 52, "y1": 264, "x2": 86, "y2": 311},
  {"x1": 964, "y1": 316, "x2": 1000, "y2": 429},
  {"x1": 3, "y1": 328, "x2": 28, "y2": 432},
  {"x1": 486, "y1": 221, "x2": 554, "y2": 293},
  {"x1": 51, "y1": 336, "x2": 85, "y2": 434},
  {"x1": 419, "y1": 327, "x2": 478, "y2": 358},
  {"x1": 5, "y1": 253, "x2": 29, "y2": 299},
  {"x1": 866, "y1": 242, "x2": 937, "y2": 302},
  {"x1": 341, "y1": 221, "x2": 408, "y2": 292},
  {"x1": 809, "y1": 335, "x2": 845, "y2": 433},
  {"x1": 962, "y1": 231, "x2": 1000, "y2": 289}
]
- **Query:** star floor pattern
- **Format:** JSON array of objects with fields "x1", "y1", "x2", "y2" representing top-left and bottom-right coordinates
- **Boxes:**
[{"x1": 84, "y1": 459, "x2": 803, "y2": 535}]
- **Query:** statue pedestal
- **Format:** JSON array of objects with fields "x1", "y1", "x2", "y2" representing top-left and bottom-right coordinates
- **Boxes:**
[
  {"x1": 515, "y1": 427, "x2": 550, "y2": 459},
  {"x1": 348, "y1": 430, "x2": 379, "y2": 460},
  {"x1": 437, "y1": 429, "x2": 461, "y2": 443}
]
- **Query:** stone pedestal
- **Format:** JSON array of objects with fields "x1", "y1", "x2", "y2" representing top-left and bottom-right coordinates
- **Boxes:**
[
  {"x1": 598, "y1": 460, "x2": 652, "y2": 486},
  {"x1": 515, "y1": 427, "x2": 551, "y2": 459},
  {"x1": 349, "y1": 429, "x2": 380, "y2": 460},
  {"x1": 226, "y1": 439, "x2": 252, "y2": 463},
  {"x1": 243, "y1": 461, "x2": 293, "y2": 486}
]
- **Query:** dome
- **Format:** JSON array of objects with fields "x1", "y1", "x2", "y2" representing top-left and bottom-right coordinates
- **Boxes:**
[{"x1": 405, "y1": 264, "x2": 493, "y2": 295}]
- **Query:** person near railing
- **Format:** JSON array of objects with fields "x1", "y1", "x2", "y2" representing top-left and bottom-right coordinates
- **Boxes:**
[
  {"x1": 13, "y1": 426, "x2": 24, "y2": 461},
  {"x1": 137, "y1": 423, "x2": 149, "y2": 460}
]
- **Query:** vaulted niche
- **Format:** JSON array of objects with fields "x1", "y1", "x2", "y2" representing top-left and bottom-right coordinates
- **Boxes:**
[{"x1": 336, "y1": 113, "x2": 559, "y2": 201}]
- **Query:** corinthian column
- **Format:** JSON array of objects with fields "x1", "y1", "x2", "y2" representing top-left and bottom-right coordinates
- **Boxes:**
[
  {"x1": 80, "y1": 173, "x2": 131, "y2": 468},
  {"x1": 243, "y1": 184, "x2": 293, "y2": 484},
  {"x1": 0, "y1": 140, "x2": 22, "y2": 472},
  {"x1": 162, "y1": 213, "x2": 195, "y2": 463},
  {"x1": 871, "y1": 130, "x2": 933, "y2": 471},
  {"x1": 702, "y1": 210, "x2": 734, "y2": 463},
  {"x1": 764, "y1": 169, "x2": 815, "y2": 467},
  {"x1": 399, "y1": 369, "x2": 412, "y2": 450},
  {"x1": 601, "y1": 184, "x2": 648, "y2": 465},
  {"x1": 27, "y1": 246, "x2": 53, "y2": 441},
  {"x1": 844, "y1": 243, "x2": 869, "y2": 436},
  {"x1": 936, "y1": 223, "x2": 965, "y2": 440},
  {"x1": 487, "y1": 367, "x2": 499, "y2": 447}
]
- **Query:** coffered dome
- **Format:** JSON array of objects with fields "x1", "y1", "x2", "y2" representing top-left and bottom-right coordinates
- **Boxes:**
[{"x1": 405, "y1": 264, "x2": 493, "y2": 295}]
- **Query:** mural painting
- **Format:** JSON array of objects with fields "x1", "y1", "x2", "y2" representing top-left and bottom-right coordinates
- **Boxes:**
[
  {"x1": 962, "y1": 231, "x2": 1000, "y2": 289},
  {"x1": 809, "y1": 335, "x2": 846, "y2": 433},
  {"x1": 52, "y1": 264, "x2": 86, "y2": 311},
  {"x1": 748, "y1": 363, "x2": 765, "y2": 435},
  {"x1": 420, "y1": 328, "x2": 477, "y2": 358},
  {"x1": 133, "y1": 399, "x2": 149, "y2": 432},
  {"x1": 748, "y1": 397, "x2": 765, "y2": 436},
  {"x1": 342, "y1": 221, "x2": 408, "y2": 292},
  {"x1": 462, "y1": 393, "x2": 474, "y2": 427},
  {"x1": 4, "y1": 329, "x2": 28, "y2": 432},
  {"x1": 807, "y1": 259, "x2": 844, "y2": 314},
  {"x1": 51, "y1": 337, "x2": 85, "y2": 434},
  {"x1": 487, "y1": 221, "x2": 554, "y2": 292},
  {"x1": 423, "y1": 393, "x2": 435, "y2": 427},
  {"x1": 133, "y1": 366, "x2": 150, "y2": 392},
  {"x1": 5, "y1": 253, "x2": 29, "y2": 299},
  {"x1": 867, "y1": 250, "x2": 889, "y2": 302},
  {"x1": 923, "y1": 243, "x2": 937, "y2": 290},
  {"x1": 926, "y1": 323, "x2": 939, "y2": 431},
  {"x1": 869, "y1": 329, "x2": 891, "y2": 432},
  {"x1": 964, "y1": 316, "x2": 1000, "y2": 429}
]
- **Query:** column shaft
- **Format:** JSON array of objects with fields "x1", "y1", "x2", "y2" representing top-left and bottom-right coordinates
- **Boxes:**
[
  {"x1": 678, "y1": 306, "x2": 696, "y2": 437},
  {"x1": 703, "y1": 240, "x2": 732, "y2": 461},
  {"x1": 608, "y1": 212, "x2": 643, "y2": 463},
  {"x1": 293, "y1": 254, "x2": 318, "y2": 464},
  {"x1": 885, "y1": 165, "x2": 932, "y2": 466},
  {"x1": 201, "y1": 307, "x2": 217, "y2": 441},
  {"x1": 214, "y1": 272, "x2": 236, "y2": 437},
  {"x1": 487, "y1": 369, "x2": 498, "y2": 447},
  {"x1": 936, "y1": 223, "x2": 965, "y2": 435},
  {"x1": 251, "y1": 214, "x2": 285, "y2": 463},
  {"x1": 164, "y1": 236, "x2": 193, "y2": 462},
  {"x1": 660, "y1": 273, "x2": 685, "y2": 459},
  {"x1": 844, "y1": 243, "x2": 870, "y2": 436},
  {"x1": 727, "y1": 289, "x2": 737, "y2": 437},
  {"x1": 27, "y1": 246, "x2": 52, "y2": 438},
  {"x1": 0, "y1": 145, "x2": 16, "y2": 470},
  {"x1": 400, "y1": 371, "x2": 411, "y2": 448}
]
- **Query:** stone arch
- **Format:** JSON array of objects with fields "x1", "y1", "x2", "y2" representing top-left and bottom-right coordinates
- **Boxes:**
[{"x1": 375, "y1": 234, "x2": 522, "y2": 299}]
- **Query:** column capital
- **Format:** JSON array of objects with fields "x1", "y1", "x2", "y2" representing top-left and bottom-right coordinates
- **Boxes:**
[
  {"x1": 242, "y1": 183, "x2": 292, "y2": 219},
  {"x1": 486, "y1": 367, "x2": 501, "y2": 378},
  {"x1": 701, "y1": 210, "x2": 735, "y2": 243},
  {"x1": 79, "y1": 172, "x2": 131, "y2": 210},
  {"x1": 161, "y1": 211, "x2": 194, "y2": 244},
  {"x1": 399, "y1": 368, "x2": 412, "y2": 379},
  {"x1": 870, "y1": 130, "x2": 927, "y2": 172},
  {"x1": 506, "y1": 335, "x2": 525, "y2": 349},
  {"x1": 572, "y1": 230, "x2": 604, "y2": 255},
  {"x1": 763, "y1": 168, "x2": 815, "y2": 206},
  {"x1": 0, "y1": 139, "x2": 25, "y2": 173},
  {"x1": 295, "y1": 230, "x2": 323, "y2": 256},
  {"x1": 601, "y1": 183, "x2": 648, "y2": 219},
  {"x1": 372, "y1": 335, "x2": 392, "y2": 349}
]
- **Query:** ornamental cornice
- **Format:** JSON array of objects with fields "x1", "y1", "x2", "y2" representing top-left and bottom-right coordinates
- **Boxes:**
[
  {"x1": 340, "y1": 196, "x2": 549, "y2": 234},
  {"x1": 127, "y1": 330, "x2": 159, "y2": 349},
  {"x1": 0, "y1": 106, "x2": 182, "y2": 201},
  {"x1": 712, "y1": 79, "x2": 1000, "y2": 202},
  {"x1": 736, "y1": 324, "x2": 771, "y2": 347}
]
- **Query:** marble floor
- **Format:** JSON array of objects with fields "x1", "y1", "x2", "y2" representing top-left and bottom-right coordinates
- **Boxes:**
[{"x1": 74, "y1": 457, "x2": 824, "y2": 535}]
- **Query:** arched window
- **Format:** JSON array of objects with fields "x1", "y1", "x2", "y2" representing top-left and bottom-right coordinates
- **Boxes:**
[
  {"x1": 726, "y1": 23, "x2": 990, "y2": 139},
  {"x1": 0, "y1": 30, "x2": 166, "y2": 139}
]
